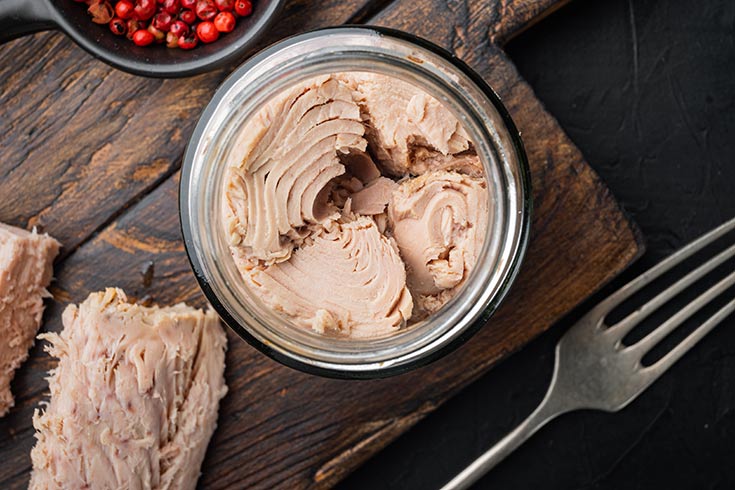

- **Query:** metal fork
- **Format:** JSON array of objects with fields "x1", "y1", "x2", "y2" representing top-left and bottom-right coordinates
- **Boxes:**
[{"x1": 442, "y1": 217, "x2": 735, "y2": 490}]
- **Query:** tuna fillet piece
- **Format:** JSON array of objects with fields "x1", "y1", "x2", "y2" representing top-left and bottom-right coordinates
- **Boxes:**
[
  {"x1": 389, "y1": 171, "x2": 489, "y2": 316},
  {"x1": 30, "y1": 288, "x2": 228, "y2": 490},
  {"x1": 241, "y1": 217, "x2": 413, "y2": 338},
  {"x1": 224, "y1": 75, "x2": 372, "y2": 264},
  {"x1": 409, "y1": 147, "x2": 484, "y2": 178},
  {"x1": 0, "y1": 223, "x2": 59, "y2": 417},
  {"x1": 342, "y1": 73, "x2": 472, "y2": 177},
  {"x1": 348, "y1": 176, "x2": 398, "y2": 216}
]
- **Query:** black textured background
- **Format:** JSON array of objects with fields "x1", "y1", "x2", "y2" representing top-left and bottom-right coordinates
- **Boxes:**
[{"x1": 340, "y1": 0, "x2": 735, "y2": 488}]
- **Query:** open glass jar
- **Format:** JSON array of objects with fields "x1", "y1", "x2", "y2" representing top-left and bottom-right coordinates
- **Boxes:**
[{"x1": 180, "y1": 26, "x2": 531, "y2": 378}]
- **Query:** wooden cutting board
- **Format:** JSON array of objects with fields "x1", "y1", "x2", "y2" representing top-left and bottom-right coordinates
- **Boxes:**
[{"x1": 0, "y1": 0, "x2": 643, "y2": 488}]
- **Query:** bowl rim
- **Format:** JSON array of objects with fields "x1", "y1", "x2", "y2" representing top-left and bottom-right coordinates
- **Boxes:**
[{"x1": 179, "y1": 25, "x2": 533, "y2": 379}]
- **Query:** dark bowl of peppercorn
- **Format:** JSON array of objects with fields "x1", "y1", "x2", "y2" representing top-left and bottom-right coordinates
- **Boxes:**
[{"x1": 0, "y1": 0, "x2": 284, "y2": 77}]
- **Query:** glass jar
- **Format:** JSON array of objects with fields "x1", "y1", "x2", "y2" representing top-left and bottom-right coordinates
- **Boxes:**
[{"x1": 180, "y1": 26, "x2": 531, "y2": 378}]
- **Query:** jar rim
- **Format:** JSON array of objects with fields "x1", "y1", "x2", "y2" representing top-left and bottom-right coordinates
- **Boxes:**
[{"x1": 180, "y1": 26, "x2": 532, "y2": 379}]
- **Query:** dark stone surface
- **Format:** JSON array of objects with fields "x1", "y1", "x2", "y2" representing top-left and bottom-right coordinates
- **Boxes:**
[{"x1": 340, "y1": 0, "x2": 735, "y2": 488}]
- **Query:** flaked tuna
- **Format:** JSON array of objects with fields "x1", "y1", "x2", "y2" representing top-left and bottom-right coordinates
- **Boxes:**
[
  {"x1": 409, "y1": 147, "x2": 484, "y2": 178},
  {"x1": 240, "y1": 217, "x2": 413, "y2": 338},
  {"x1": 348, "y1": 177, "x2": 398, "y2": 216},
  {"x1": 30, "y1": 288, "x2": 227, "y2": 490},
  {"x1": 388, "y1": 171, "x2": 490, "y2": 316},
  {"x1": 224, "y1": 75, "x2": 372, "y2": 264},
  {"x1": 223, "y1": 72, "x2": 491, "y2": 337},
  {"x1": 342, "y1": 73, "x2": 472, "y2": 177},
  {"x1": 0, "y1": 223, "x2": 59, "y2": 417}
]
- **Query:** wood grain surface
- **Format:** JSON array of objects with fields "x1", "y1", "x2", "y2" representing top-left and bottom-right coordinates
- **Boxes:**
[{"x1": 0, "y1": 0, "x2": 643, "y2": 488}]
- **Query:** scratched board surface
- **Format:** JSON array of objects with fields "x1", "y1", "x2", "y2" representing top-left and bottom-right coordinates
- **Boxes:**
[{"x1": 0, "y1": 0, "x2": 642, "y2": 488}]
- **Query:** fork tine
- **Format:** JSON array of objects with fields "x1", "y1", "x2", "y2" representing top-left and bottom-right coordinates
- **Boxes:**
[
  {"x1": 610, "y1": 243, "x2": 735, "y2": 337},
  {"x1": 591, "y1": 218, "x2": 735, "y2": 322},
  {"x1": 643, "y1": 296, "x2": 735, "y2": 379},
  {"x1": 627, "y1": 267, "x2": 735, "y2": 358}
]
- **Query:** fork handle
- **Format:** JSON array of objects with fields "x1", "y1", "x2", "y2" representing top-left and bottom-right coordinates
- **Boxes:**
[{"x1": 440, "y1": 390, "x2": 570, "y2": 490}]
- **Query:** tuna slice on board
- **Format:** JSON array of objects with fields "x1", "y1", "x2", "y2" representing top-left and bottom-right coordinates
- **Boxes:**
[
  {"x1": 0, "y1": 222, "x2": 59, "y2": 417},
  {"x1": 29, "y1": 288, "x2": 228, "y2": 490}
]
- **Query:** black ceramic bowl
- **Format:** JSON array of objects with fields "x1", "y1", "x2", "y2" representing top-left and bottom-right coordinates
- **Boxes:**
[{"x1": 0, "y1": 0, "x2": 284, "y2": 77}]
